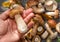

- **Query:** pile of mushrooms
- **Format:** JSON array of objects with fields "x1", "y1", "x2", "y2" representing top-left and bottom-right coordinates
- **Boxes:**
[
  {"x1": 2, "y1": 0, "x2": 60, "y2": 42},
  {"x1": 24, "y1": 0, "x2": 60, "y2": 42}
]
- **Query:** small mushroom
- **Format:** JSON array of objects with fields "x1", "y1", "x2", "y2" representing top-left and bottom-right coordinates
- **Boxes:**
[
  {"x1": 32, "y1": 3, "x2": 45, "y2": 14},
  {"x1": 41, "y1": 31, "x2": 49, "y2": 39},
  {"x1": 48, "y1": 19, "x2": 57, "y2": 28},
  {"x1": 56, "y1": 22, "x2": 60, "y2": 33},
  {"x1": 32, "y1": 35, "x2": 41, "y2": 42},
  {"x1": 33, "y1": 14, "x2": 44, "y2": 26},
  {"x1": 44, "y1": 0, "x2": 57, "y2": 11},
  {"x1": 37, "y1": 26, "x2": 44, "y2": 35}
]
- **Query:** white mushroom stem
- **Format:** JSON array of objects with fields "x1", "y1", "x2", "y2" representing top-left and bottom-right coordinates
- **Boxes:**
[
  {"x1": 41, "y1": 31, "x2": 49, "y2": 39},
  {"x1": 15, "y1": 14, "x2": 28, "y2": 33},
  {"x1": 45, "y1": 23, "x2": 58, "y2": 39},
  {"x1": 45, "y1": 10, "x2": 59, "y2": 16},
  {"x1": 56, "y1": 22, "x2": 60, "y2": 33}
]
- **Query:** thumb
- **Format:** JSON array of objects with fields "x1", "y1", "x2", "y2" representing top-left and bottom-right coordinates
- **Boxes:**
[
  {"x1": 0, "y1": 20, "x2": 8, "y2": 35},
  {"x1": 0, "y1": 9, "x2": 11, "y2": 20}
]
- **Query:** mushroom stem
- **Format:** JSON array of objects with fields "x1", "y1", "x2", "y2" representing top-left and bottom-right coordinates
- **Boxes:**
[{"x1": 15, "y1": 14, "x2": 28, "y2": 33}]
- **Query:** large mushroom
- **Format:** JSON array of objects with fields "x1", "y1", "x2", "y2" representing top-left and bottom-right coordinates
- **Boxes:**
[
  {"x1": 44, "y1": 0, "x2": 57, "y2": 11},
  {"x1": 9, "y1": 4, "x2": 28, "y2": 33}
]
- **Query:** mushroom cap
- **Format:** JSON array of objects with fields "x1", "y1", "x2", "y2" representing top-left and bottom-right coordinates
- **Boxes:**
[
  {"x1": 48, "y1": 19, "x2": 57, "y2": 28},
  {"x1": 44, "y1": 0, "x2": 57, "y2": 11},
  {"x1": 32, "y1": 35, "x2": 41, "y2": 42},
  {"x1": 9, "y1": 4, "x2": 24, "y2": 18},
  {"x1": 37, "y1": 26, "x2": 44, "y2": 35}
]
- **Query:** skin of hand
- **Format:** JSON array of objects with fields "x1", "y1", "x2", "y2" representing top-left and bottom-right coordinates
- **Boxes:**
[{"x1": 0, "y1": 8, "x2": 34, "y2": 42}]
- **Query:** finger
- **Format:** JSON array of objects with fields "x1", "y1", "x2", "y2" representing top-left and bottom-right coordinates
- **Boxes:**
[
  {"x1": 27, "y1": 20, "x2": 34, "y2": 29},
  {"x1": 22, "y1": 8, "x2": 33, "y2": 18},
  {"x1": 24, "y1": 13, "x2": 34, "y2": 24},
  {"x1": 0, "y1": 9, "x2": 11, "y2": 20}
]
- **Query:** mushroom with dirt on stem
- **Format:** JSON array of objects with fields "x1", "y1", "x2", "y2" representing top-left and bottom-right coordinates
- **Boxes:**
[
  {"x1": 41, "y1": 31, "x2": 49, "y2": 39},
  {"x1": 9, "y1": 4, "x2": 29, "y2": 33},
  {"x1": 44, "y1": 23, "x2": 58, "y2": 39}
]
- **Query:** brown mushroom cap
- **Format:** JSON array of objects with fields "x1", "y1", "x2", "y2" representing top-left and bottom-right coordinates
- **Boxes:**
[
  {"x1": 48, "y1": 19, "x2": 57, "y2": 28},
  {"x1": 9, "y1": 4, "x2": 24, "y2": 18}
]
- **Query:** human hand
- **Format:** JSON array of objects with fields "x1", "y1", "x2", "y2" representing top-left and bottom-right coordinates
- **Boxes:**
[{"x1": 0, "y1": 8, "x2": 34, "y2": 42}]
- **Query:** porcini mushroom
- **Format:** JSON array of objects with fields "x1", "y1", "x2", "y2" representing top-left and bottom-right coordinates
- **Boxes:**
[
  {"x1": 9, "y1": 4, "x2": 28, "y2": 33},
  {"x1": 48, "y1": 19, "x2": 57, "y2": 28},
  {"x1": 45, "y1": 23, "x2": 58, "y2": 39},
  {"x1": 44, "y1": 0, "x2": 57, "y2": 11}
]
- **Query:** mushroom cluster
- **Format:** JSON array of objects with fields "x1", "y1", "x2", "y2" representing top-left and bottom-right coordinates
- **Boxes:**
[{"x1": 2, "y1": 0, "x2": 60, "y2": 42}]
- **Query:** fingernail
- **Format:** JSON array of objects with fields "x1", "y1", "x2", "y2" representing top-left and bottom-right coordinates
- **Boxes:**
[
  {"x1": 22, "y1": 8, "x2": 33, "y2": 18},
  {"x1": 24, "y1": 13, "x2": 34, "y2": 23}
]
